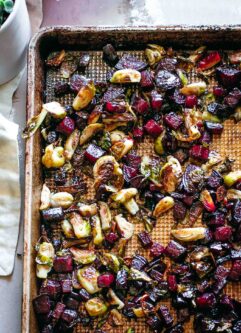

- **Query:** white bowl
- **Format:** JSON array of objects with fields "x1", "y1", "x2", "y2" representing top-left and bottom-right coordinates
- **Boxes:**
[{"x1": 0, "y1": 0, "x2": 31, "y2": 85}]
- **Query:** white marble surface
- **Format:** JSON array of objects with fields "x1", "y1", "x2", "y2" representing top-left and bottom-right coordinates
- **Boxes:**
[{"x1": 1, "y1": 0, "x2": 241, "y2": 332}]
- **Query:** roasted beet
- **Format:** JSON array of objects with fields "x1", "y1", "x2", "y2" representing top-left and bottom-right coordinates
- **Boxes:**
[
  {"x1": 105, "y1": 232, "x2": 119, "y2": 245},
  {"x1": 151, "y1": 90, "x2": 163, "y2": 111},
  {"x1": 138, "y1": 230, "x2": 153, "y2": 248},
  {"x1": 164, "y1": 324, "x2": 184, "y2": 333},
  {"x1": 172, "y1": 295, "x2": 188, "y2": 309},
  {"x1": 185, "y1": 95, "x2": 198, "y2": 108},
  {"x1": 149, "y1": 269, "x2": 164, "y2": 282},
  {"x1": 196, "y1": 292, "x2": 217, "y2": 310},
  {"x1": 69, "y1": 74, "x2": 88, "y2": 93},
  {"x1": 123, "y1": 164, "x2": 138, "y2": 183},
  {"x1": 144, "y1": 119, "x2": 163, "y2": 137},
  {"x1": 219, "y1": 294, "x2": 234, "y2": 311},
  {"x1": 97, "y1": 272, "x2": 115, "y2": 288},
  {"x1": 116, "y1": 54, "x2": 147, "y2": 71},
  {"x1": 124, "y1": 153, "x2": 142, "y2": 170},
  {"x1": 213, "y1": 86, "x2": 226, "y2": 97},
  {"x1": 105, "y1": 99, "x2": 126, "y2": 113},
  {"x1": 147, "y1": 257, "x2": 167, "y2": 273},
  {"x1": 164, "y1": 112, "x2": 183, "y2": 130},
  {"x1": 60, "y1": 279, "x2": 72, "y2": 294},
  {"x1": 216, "y1": 66, "x2": 241, "y2": 88},
  {"x1": 229, "y1": 260, "x2": 241, "y2": 281},
  {"x1": 132, "y1": 126, "x2": 144, "y2": 140},
  {"x1": 173, "y1": 200, "x2": 187, "y2": 221},
  {"x1": 214, "y1": 226, "x2": 232, "y2": 242},
  {"x1": 42, "y1": 207, "x2": 64, "y2": 223},
  {"x1": 53, "y1": 255, "x2": 73, "y2": 273},
  {"x1": 158, "y1": 305, "x2": 173, "y2": 327},
  {"x1": 190, "y1": 145, "x2": 209, "y2": 162},
  {"x1": 207, "y1": 211, "x2": 226, "y2": 227},
  {"x1": 169, "y1": 89, "x2": 186, "y2": 105},
  {"x1": 131, "y1": 254, "x2": 148, "y2": 270},
  {"x1": 167, "y1": 275, "x2": 177, "y2": 292},
  {"x1": 204, "y1": 122, "x2": 223, "y2": 134},
  {"x1": 40, "y1": 279, "x2": 61, "y2": 300},
  {"x1": 157, "y1": 57, "x2": 177, "y2": 71},
  {"x1": 61, "y1": 309, "x2": 78, "y2": 325},
  {"x1": 165, "y1": 241, "x2": 187, "y2": 261},
  {"x1": 102, "y1": 44, "x2": 119, "y2": 66},
  {"x1": 78, "y1": 288, "x2": 91, "y2": 302},
  {"x1": 140, "y1": 70, "x2": 154, "y2": 88},
  {"x1": 65, "y1": 297, "x2": 79, "y2": 311},
  {"x1": 54, "y1": 81, "x2": 70, "y2": 96},
  {"x1": 132, "y1": 96, "x2": 149, "y2": 114},
  {"x1": 150, "y1": 242, "x2": 165, "y2": 258},
  {"x1": 213, "y1": 265, "x2": 229, "y2": 294},
  {"x1": 155, "y1": 70, "x2": 180, "y2": 91},
  {"x1": 173, "y1": 148, "x2": 189, "y2": 164},
  {"x1": 33, "y1": 294, "x2": 51, "y2": 314},
  {"x1": 116, "y1": 269, "x2": 128, "y2": 290},
  {"x1": 56, "y1": 116, "x2": 75, "y2": 136},
  {"x1": 78, "y1": 53, "x2": 90, "y2": 68},
  {"x1": 84, "y1": 144, "x2": 105, "y2": 163},
  {"x1": 102, "y1": 86, "x2": 125, "y2": 103},
  {"x1": 198, "y1": 130, "x2": 212, "y2": 145}
]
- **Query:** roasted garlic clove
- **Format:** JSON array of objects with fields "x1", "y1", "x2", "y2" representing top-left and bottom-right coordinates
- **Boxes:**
[
  {"x1": 110, "y1": 69, "x2": 141, "y2": 84},
  {"x1": 43, "y1": 101, "x2": 67, "y2": 119},
  {"x1": 64, "y1": 129, "x2": 80, "y2": 161},
  {"x1": 111, "y1": 137, "x2": 134, "y2": 161},
  {"x1": 153, "y1": 196, "x2": 174, "y2": 218},
  {"x1": 92, "y1": 214, "x2": 104, "y2": 246},
  {"x1": 180, "y1": 81, "x2": 207, "y2": 96},
  {"x1": 85, "y1": 297, "x2": 108, "y2": 317},
  {"x1": 40, "y1": 184, "x2": 51, "y2": 210},
  {"x1": 79, "y1": 123, "x2": 104, "y2": 146},
  {"x1": 72, "y1": 82, "x2": 96, "y2": 111},
  {"x1": 70, "y1": 247, "x2": 96, "y2": 265},
  {"x1": 98, "y1": 201, "x2": 111, "y2": 231},
  {"x1": 77, "y1": 266, "x2": 101, "y2": 294},
  {"x1": 79, "y1": 203, "x2": 98, "y2": 217},
  {"x1": 50, "y1": 192, "x2": 74, "y2": 208},
  {"x1": 171, "y1": 227, "x2": 208, "y2": 242},
  {"x1": 145, "y1": 44, "x2": 165, "y2": 67},
  {"x1": 115, "y1": 214, "x2": 134, "y2": 239},
  {"x1": 42, "y1": 144, "x2": 65, "y2": 169},
  {"x1": 69, "y1": 212, "x2": 91, "y2": 239}
]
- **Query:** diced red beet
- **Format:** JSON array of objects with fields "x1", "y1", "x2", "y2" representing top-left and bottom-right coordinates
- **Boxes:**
[
  {"x1": 53, "y1": 255, "x2": 73, "y2": 273},
  {"x1": 52, "y1": 302, "x2": 66, "y2": 321},
  {"x1": 170, "y1": 89, "x2": 186, "y2": 105},
  {"x1": 97, "y1": 272, "x2": 115, "y2": 288},
  {"x1": 165, "y1": 241, "x2": 187, "y2": 261},
  {"x1": 125, "y1": 153, "x2": 142, "y2": 170},
  {"x1": 157, "y1": 305, "x2": 173, "y2": 327},
  {"x1": 78, "y1": 288, "x2": 91, "y2": 301},
  {"x1": 207, "y1": 211, "x2": 226, "y2": 227},
  {"x1": 229, "y1": 260, "x2": 241, "y2": 281},
  {"x1": 185, "y1": 95, "x2": 198, "y2": 108},
  {"x1": 198, "y1": 130, "x2": 212, "y2": 145},
  {"x1": 231, "y1": 249, "x2": 241, "y2": 260},
  {"x1": 150, "y1": 242, "x2": 165, "y2": 257},
  {"x1": 173, "y1": 200, "x2": 187, "y2": 221},
  {"x1": 167, "y1": 275, "x2": 177, "y2": 292},
  {"x1": 60, "y1": 279, "x2": 72, "y2": 294},
  {"x1": 56, "y1": 116, "x2": 75, "y2": 136},
  {"x1": 133, "y1": 126, "x2": 144, "y2": 140},
  {"x1": 198, "y1": 51, "x2": 221, "y2": 71},
  {"x1": 103, "y1": 86, "x2": 125, "y2": 103},
  {"x1": 65, "y1": 297, "x2": 79, "y2": 310},
  {"x1": 189, "y1": 145, "x2": 209, "y2": 162},
  {"x1": 33, "y1": 294, "x2": 51, "y2": 314},
  {"x1": 155, "y1": 70, "x2": 180, "y2": 91},
  {"x1": 233, "y1": 321, "x2": 241, "y2": 333},
  {"x1": 105, "y1": 232, "x2": 119, "y2": 244},
  {"x1": 84, "y1": 144, "x2": 105, "y2": 163},
  {"x1": 213, "y1": 86, "x2": 226, "y2": 97},
  {"x1": 140, "y1": 70, "x2": 154, "y2": 88},
  {"x1": 40, "y1": 279, "x2": 61, "y2": 300},
  {"x1": 42, "y1": 207, "x2": 64, "y2": 223},
  {"x1": 41, "y1": 324, "x2": 54, "y2": 333},
  {"x1": 196, "y1": 292, "x2": 217, "y2": 309},
  {"x1": 61, "y1": 309, "x2": 78, "y2": 325},
  {"x1": 105, "y1": 100, "x2": 126, "y2": 113},
  {"x1": 214, "y1": 226, "x2": 232, "y2": 242},
  {"x1": 132, "y1": 96, "x2": 149, "y2": 114},
  {"x1": 102, "y1": 44, "x2": 119, "y2": 66},
  {"x1": 205, "y1": 122, "x2": 223, "y2": 134},
  {"x1": 144, "y1": 119, "x2": 163, "y2": 137},
  {"x1": 216, "y1": 66, "x2": 241, "y2": 88},
  {"x1": 138, "y1": 230, "x2": 153, "y2": 248},
  {"x1": 173, "y1": 148, "x2": 189, "y2": 164},
  {"x1": 164, "y1": 112, "x2": 183, "y2": 130},
  {"x1": 182, "y1": 195, "x2": 194, "y2": 207},
  {"x1": 123, "y1": 164, "x2": 138, "y2": 183},
  {"x1": 219, "y1": 294, "x2": 234, "y2": 310},
  {"x1": 151, "y1": 90, "x2": 163, "y2": 111}
]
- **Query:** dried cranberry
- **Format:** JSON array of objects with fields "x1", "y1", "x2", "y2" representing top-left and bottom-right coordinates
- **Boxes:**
[
  {"x1": 185, "y1": 95, "x2": 198, "y2": 108},
  {"x1": 144, "y1": 119, "x2": 163, "y2": 137},
  {"x1": 150, "y1": 242, "x2": 165, "y2": 257},
  {"x1": 151, "y1": 90, "x2": 163, "y2": 111},
  {"x1": 84, "y1": 144, "x2": 105, "y2": 163},
  {"x1": 56, "y1": 116, "x2": 75, "y2": 136},
  {"x1": 164, "y1": 112, "x2": 183, "y2": 130},
  {"x1": 133, "y1": 126, "x2": 144, "y2": 140},
  {"x1": 138, "y1": 230, "x2": 153, "y2": 248},
  {"x1": 214, "y1": 226, "x2": 232, "y2": 242},
  {"x1": 97, "y1": 273, "x2": 115, "y2": 288},
  {"x1": 213, "y1": 86, "x2": 226, "y2": 97},
  {"x1": 69, "y1": 74, "x2": 88, "y2": 93},
  {"x1": 229, "y1": 260, "x2": 241, "y2": 281},
  {"x1": 105, "y1": 232, "x2": 119, "y2": 244},
  {"x1": 123, "y1": 164, "x2": 138, "y2": 183}
]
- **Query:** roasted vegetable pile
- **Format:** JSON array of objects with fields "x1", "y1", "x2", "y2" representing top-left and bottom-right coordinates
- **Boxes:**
[{"x1": 26, "y1": 45, "x2": 241, "y2": 333}]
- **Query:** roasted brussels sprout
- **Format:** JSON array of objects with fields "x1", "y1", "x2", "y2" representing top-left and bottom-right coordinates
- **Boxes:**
[
  {"x1": 77, "y1": 266, "x2": 101, "y2": 294},
  {"x1": 72, "y1": 82, "x2": 96, "y2": 111},
  {"x1": 85, "y1": 297, "x2": 108, "y2": 316}
]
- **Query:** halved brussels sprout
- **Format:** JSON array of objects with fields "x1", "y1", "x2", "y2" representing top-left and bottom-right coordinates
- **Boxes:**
[
  {"x1": 79, "y1": 123, "x2": 104, "y2": 146},
  {"x1": 22, "y1": 107, "x2": 48, "y2": 139},
  {"x1": 92, "y1": 215, "x2": 104, "y2": 246},
  {"x1": 69, "y1": 212, "x2": 91, "y2": 239},
  {"x1": 171, "y1": 227, "x2": 207, "y2": 242},
  {"x1": 61, "y1": 219, "x2": 75, "y2": 238},
  {"x1": 64, "y1": 129, "x2": 80, "y2": 161},
  {"x1": 153, "y1": 196, "x2": 174, "y2": 218},
  {"x1": 77, "y1": 266, "x2": 101, "y2": 294},
  {"x1": 223, "y1": 171, "x2": 241, "y2": 187},
  {"x1": 180, "y1": 81, "x2": 207, "y2": 96},
  {"x1": 43, "y1": 101, "x2": 67, "y2": 119},
  {"x1": 103, "y1": 253, "x2": 120, "y2": 272},
  {"x1": 50, "y1": 192, "x2": 74, "y2": 208},
  {"x1": 111, "y1": 188, "x2": 139, "y2": 215},
  {"x1": 70, "y1": 247, "x2": 96, "y2": 264},
  {"x1": 110, "y1": 69, "x2": 141, "y2": 84},
  {"x1": 129, "y1": 268, "x2": 152, "y2": 282},
  {"x1": 159, "y1": 156, "x2": 182, "y2": 193},
  {"x1": 79, "y1": 203, "x2": 98, "y2": 217},
  {"x1": 115, "y1": 214, "x2": 134, "y2": 240},
  {"x1": 40, "y1": 184, "x2": 51, "y2": 210},
  {"x1": 36, "y1": 264, "x2": 52, "y2": 279},
  {"x1": 98, "y1": 201, "x2": 111, "y2": 231},
  {"x1": 111, "y1": 138, "x2": 134, "y2": 161},
  {"x1": 174, "y1": 109, "x2": 201, "y2": 142},
  {"x1": 145, "y1": 44, "x2": 165, "y2": 67},
  {"x1": 85, "y1": 297, "x2": 108, "y2": 317},
  {"x1": 106, "y1": 289, "x2": 125, "y2": 309},
  {"x1": 35, "y1": 242, "x2": 55, "y2": 266},
  {"x1": 154, "y1": 131, "x2": 165, "y2": 155},
  {"x1": 72, "y1": 82, "x2": 96, "y2": 111},
  {"x1": 133, "y1": 307, "x2": 145, "y2": 318},
  {"x1": 110, "y1": 130, "x2": 127, "y2": 144},
  {"x1": 42, "y1": 144, "x2": 65, "y2": 169}
]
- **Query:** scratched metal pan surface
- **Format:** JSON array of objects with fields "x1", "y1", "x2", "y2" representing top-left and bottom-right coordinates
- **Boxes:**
[{"x1": 23, "y1": 26, "x2": 241, "y2": 333}]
